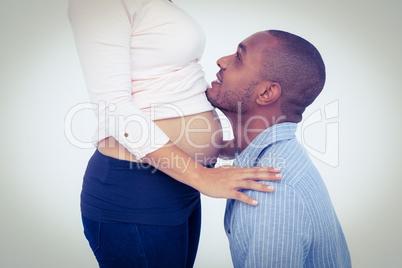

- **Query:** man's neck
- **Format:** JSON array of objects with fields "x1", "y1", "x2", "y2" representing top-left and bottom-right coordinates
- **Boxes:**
[{"x1": 224, "y1": 111, "x2": 286, "y2": 153}]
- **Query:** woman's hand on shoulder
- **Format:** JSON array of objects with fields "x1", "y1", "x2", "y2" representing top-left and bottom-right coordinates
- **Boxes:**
[
  {"x1": 197, "y1": 165, "x2": 282, "y2": 206},
  {"x1": 143, "y1": 141, "x2": 281, "y2": 206}
]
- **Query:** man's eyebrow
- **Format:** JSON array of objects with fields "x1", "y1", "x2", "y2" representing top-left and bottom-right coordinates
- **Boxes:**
[{"x1": 238, "y1": 43, "x2": 247, "y2": 55}]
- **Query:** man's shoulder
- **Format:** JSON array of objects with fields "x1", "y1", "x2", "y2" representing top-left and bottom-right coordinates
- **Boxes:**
[{"x1": 258, "y1": 137, "x2": 317, "y2": 184}]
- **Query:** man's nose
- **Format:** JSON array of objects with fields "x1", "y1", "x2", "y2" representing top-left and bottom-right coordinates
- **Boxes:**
[{"x1": 217, "y1": 54, "x2": 232, "y2": 69}]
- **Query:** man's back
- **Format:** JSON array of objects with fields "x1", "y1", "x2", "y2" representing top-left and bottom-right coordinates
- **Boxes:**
[{"x1": 224, "y1": 123, "x2": 351, "y2": 267}]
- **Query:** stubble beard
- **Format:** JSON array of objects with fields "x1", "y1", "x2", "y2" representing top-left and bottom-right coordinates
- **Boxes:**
[{"x1": 207, "y1": 81, "x2": 257, "y2": 115}]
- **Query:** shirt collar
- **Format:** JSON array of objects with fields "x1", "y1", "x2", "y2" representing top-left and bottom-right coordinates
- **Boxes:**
[{"x1": 234, "y1": 122, "x2": 297, "y2": 167}]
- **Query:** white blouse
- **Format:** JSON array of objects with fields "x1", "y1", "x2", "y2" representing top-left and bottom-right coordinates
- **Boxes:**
[{"x1": 68, "y1": 0, "x2": 213, "y2": 159}]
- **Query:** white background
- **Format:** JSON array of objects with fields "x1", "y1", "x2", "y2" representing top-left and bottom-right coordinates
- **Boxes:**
[{"x1": 1, "y1": 0, "x2": 401, "y2": 267}]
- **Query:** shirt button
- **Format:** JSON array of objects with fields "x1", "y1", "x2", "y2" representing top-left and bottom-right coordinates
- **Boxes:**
[
  {"x1": 124, "y1": 133, "x2": 129, "y2": 137},
  {"x1": 227, "y1": 228, "x2": 231, "y2": 234}
]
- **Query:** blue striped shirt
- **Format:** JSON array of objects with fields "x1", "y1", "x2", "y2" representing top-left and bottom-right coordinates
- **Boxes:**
[{"x1": 224, "y1": 123, "x2": 351, "y2": 267}]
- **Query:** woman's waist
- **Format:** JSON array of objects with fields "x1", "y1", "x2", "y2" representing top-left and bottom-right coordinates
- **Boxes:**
[{"x1": 98, "y1": 110, "x2": 223, "y2": 165}]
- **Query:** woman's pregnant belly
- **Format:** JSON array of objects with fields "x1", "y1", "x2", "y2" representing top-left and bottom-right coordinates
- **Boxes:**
[{"x1": 97, "y1": 110, "x2": 223, "y2": 166}]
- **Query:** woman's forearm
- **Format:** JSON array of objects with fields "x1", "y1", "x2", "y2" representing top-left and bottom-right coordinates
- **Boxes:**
[{"x1": 142, "y1": 141, "x2": 282, "y2": 206}]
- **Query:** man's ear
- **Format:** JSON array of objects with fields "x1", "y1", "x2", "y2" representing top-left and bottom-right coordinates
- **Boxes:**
[{"x1": 256, "y1": 82, "x2": 281, "y2": 106}]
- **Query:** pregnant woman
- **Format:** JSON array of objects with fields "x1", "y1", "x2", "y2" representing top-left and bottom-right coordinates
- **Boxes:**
[{"x1": 68, "y1": 0, "x2": 281, "y2": 267}]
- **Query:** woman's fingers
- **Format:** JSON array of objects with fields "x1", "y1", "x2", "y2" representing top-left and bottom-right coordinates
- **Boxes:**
[
  {"x1": 219, "y1": 165, "x2": 282, "y2": 181},
  {"x1": 235, "y1": 180, "x2": 276, "y2": 192},
  {"x1": 205, "y1": 166, "x2": 282, "y2": 206},
  {"x1": 219, "y1": 165, "x2": 280, "y2": 173},
  {"x1": 232, "y1": 191, "x2": 258, "y2": 206},
  {"x1": 199, "y1": 165, "x2": 282, "y2": 205},
  {"x1": 226, "y1": 181, "x2": 276, "y2": 206},
  {"x1": 241, "y1": 167, "x2": 282, "y2": 181},
  {"x1": 230, "y1": 191, "x2": 260, "y2": 206}
]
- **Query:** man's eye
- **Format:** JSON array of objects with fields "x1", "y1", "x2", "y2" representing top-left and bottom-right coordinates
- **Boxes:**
[{"x1": 236, "y1": 52, "x2": 240, "y2": 60}]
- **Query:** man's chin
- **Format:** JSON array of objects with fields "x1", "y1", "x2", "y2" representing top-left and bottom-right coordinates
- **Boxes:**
[{"x1": 205, "y1": 89, "x2": 217, "y2": 107}]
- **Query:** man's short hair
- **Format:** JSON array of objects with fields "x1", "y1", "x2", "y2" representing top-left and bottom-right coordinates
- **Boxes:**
[{"x1": 259, "y1": 30, "x2": 326, "y2": 122}]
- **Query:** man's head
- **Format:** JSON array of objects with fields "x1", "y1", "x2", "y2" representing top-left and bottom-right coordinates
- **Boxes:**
[{"x1": 206, "y1": 30, "x2": 325, "y2": 123}]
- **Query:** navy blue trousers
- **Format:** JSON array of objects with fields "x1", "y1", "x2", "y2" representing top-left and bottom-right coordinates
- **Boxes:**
[{"x1": 82, "y1": 201, "x2": 201, "y2": 268}]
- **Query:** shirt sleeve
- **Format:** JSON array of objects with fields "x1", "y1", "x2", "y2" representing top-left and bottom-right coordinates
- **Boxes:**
[
  {"x1": 229, "y1": 183, "x2": 312, "y2": 268},
  {"x1": 68, "y1": 0, "x2": 170, "y2": 159}
]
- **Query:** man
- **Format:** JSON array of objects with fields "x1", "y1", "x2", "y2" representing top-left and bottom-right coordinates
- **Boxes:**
[{"x1": 206, "y1": 30, "x2": 351, "y2": 267}]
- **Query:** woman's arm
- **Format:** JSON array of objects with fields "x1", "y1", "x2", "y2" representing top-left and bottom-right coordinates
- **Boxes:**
[{"x1": 143, "y1": 141, "x2": 281, "y2": 206}]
